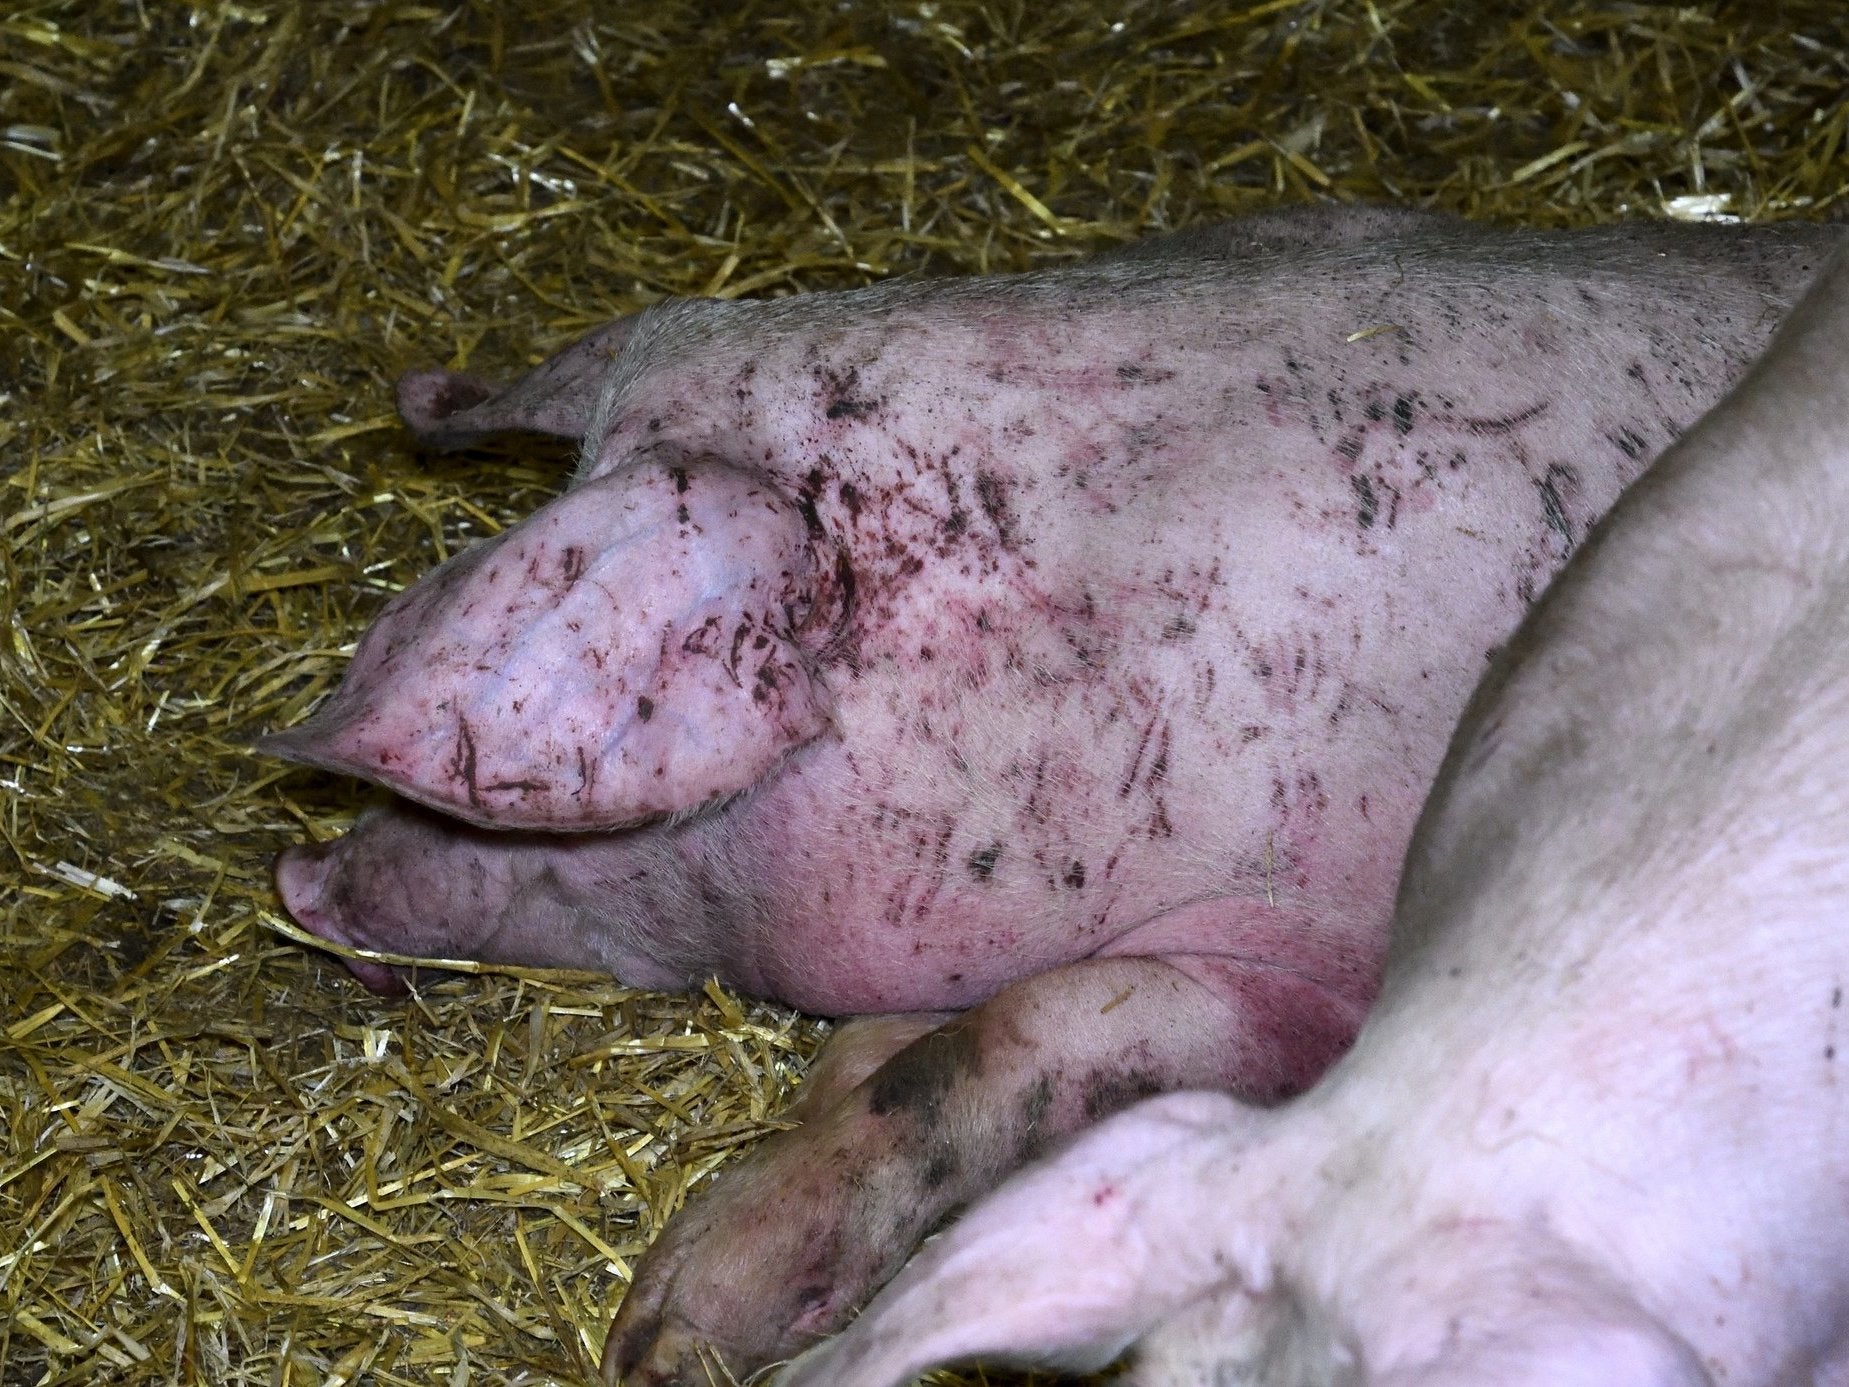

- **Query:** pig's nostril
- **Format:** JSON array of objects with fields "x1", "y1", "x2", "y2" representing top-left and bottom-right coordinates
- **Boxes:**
[
  {"x1": 272, "y1": 843, "x2": 411, "y2": 995},
  {"x1": 272, "y1": 843, "x2": 336, "y2": 932}
]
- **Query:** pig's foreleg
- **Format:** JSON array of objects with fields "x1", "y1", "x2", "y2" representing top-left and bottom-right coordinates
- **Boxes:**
[
  {"x1": 774, "y1": 1012, "x2": 960, "y2": 1119},
  {"x1": 600, "y1": 952, "x2": 1367, "y2": 1386},
  {"x1": 769, "y1": 1091, "x2": 1266, "y2": 1387},
  {"x1": 601, "y1": 1011, "x2": 951, "y2": 1381}
]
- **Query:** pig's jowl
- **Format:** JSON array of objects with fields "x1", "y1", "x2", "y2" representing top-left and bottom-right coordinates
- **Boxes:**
[
  {"x1": 260, "y1": 205, "x2": 1841, "y2": 1385},
  {"x1": 771, "y1": 238, "x2": 1849, "y2": 1387}
]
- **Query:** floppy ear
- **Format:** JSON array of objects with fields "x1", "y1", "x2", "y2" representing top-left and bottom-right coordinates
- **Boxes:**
[
  {"x1": 394, "y1": 317, "x2": 633, "y2": 449},
  {"x1": 260, "y1": 455, "x2": 841, "y2": 831}
]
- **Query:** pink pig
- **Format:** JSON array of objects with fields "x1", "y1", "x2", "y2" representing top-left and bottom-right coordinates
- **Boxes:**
[
  {"x1": 772, "y1": 235, "x2": 1849, "y2": 1387},
  {"x1": 260, "y1": 205, "x2": 1840, "y2": 1385}
]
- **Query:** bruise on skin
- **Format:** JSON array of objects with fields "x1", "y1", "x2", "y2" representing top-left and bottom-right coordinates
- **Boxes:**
[{"x1": 865, "y1": 1021, "x2": 982, "y2": 1124}]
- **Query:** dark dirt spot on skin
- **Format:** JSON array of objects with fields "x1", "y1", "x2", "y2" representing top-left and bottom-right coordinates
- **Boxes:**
[
  {"x1": 1465, "y1": 401, "x2": 1550, "y2": 435},
  {"x1": 920, "y1": 1147, "x2": 958, "y2": 1191},
  {"x1": 796, "y1": 467, "x2": 827, "y2": 539},
  {"x1": 753, "y1": 659, "x2": 786, "y2": 702},
  {"x1": 826, "y1": 397, "x2": 879, "y2": 420},
  {"x1": 481, "y1": 776, "x2": 545, "y2": 795},
  {"x1": 1115, "y1": 362, "x2": 1175, "y2": 385},
  {"x1": 1063, "y1": 859, "x2": 1086, "y2": 889},
  {"x1": 1081, "y1": 1067, "x2": 1166, "y2": 1121},
  {"x1": 1535, "y1": 463, "x2": 1577, "y2": 550},
  {"x1": 974, "y1": 470, "x2": 1014, "y2": 546},
  {"x1": 448, "y1": 718, "x2": 482, "y2": 806},
  {"x1": 966, "y1": 842, "x2": 1003, "y2": 881},
  {"x1": 1021, "y1": 1075, "x2": 1052, "y2": 1128},
  {"x1": 1016, "y1": 1075, "x2": 1054, "y2": 1160},
  {"x1": 635, "y1": 695, "x2": 654, "y2": 721},
  {"x1": 867, "y1": 1023, "x2": 982, "y2": 1124},
  {"x1": 1609, "y1": 426, "x2": 1647, "y2": 459},
  {"x1": 1352, "y1": 473, "x2": 1378, "y2": 529}
]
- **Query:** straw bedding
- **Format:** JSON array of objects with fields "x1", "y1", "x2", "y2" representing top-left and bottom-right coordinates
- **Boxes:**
[{"x1": 3, "y1": 1, "x2": 1843, "y2": 1382}]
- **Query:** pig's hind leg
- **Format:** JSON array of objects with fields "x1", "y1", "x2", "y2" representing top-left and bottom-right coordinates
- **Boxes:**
[
  {"x1": 601, "y1": 946, "x2": 1370, "y2": 1387},
  {"x1": 767, "y1": 1091, "x2": 1265, "y2": 1387}
]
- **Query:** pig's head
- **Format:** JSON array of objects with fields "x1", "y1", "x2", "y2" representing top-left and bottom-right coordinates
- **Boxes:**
[{"x1": 261, "y1": 455, "x2": 844, "y2": 832}]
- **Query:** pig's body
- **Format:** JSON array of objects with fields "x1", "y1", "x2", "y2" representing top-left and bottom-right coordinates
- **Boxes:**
[
  {"x1": 261, "y1": 206, "x2": 1841, "y2": 1385},
  {"x1": 772, "y1": 243, "x2": 1849, "y2": 1387}
]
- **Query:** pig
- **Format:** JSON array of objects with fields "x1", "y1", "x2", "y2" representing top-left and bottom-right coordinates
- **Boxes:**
[
  {"x1": 257, "y1": 204, "x2": 1842, "y2": 1387},
  {"x1": 769, "y1": 241, "x2": 1849, "y2": 1387}
]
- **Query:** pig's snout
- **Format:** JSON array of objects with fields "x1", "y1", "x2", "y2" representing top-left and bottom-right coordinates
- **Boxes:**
[{"x1": 273, "y1": 840, "x2": 408, "y2": 994}]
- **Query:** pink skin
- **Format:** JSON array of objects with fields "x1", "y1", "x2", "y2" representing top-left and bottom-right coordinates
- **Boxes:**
[
  {"x1": 260, "y1": 206, "x2": 1842, "y2": 1386},
  {"x1": 771, "y1": 244, "x2": 1849, "y2": 1387}
]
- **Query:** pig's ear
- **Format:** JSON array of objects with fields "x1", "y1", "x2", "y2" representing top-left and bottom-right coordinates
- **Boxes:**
[
  {"x1": 259, "y1": 456, "x2": 842, "y2": 831},
  {"x1": 394, "y1": 317, "x2": 633, "y2": 450}
]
